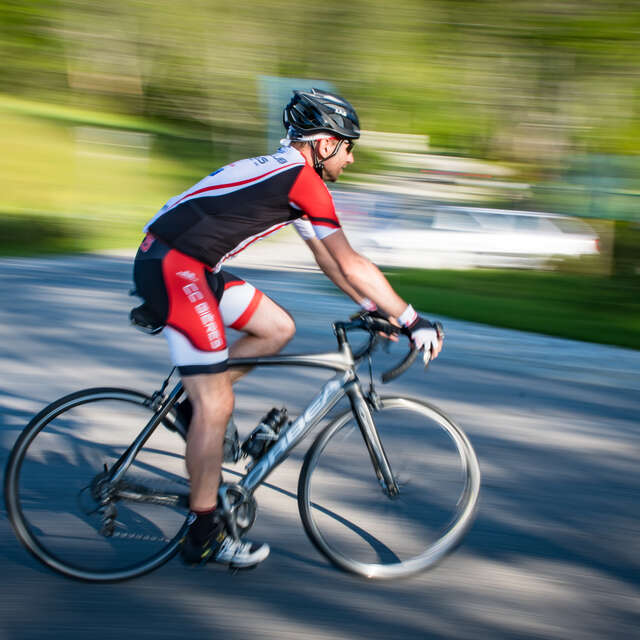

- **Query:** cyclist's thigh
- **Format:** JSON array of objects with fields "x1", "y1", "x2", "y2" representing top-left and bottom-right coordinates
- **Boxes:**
[{"x1": 215, "y1": 270, "x2": 294, "y2": 337}]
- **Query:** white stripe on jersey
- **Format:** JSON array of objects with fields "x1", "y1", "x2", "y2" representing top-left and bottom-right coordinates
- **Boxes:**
[{"x1": 213, "y1": 220, "x2": 293, "y2": 272}]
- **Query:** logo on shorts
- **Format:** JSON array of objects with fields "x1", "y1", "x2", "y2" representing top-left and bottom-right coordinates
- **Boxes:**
[
  {"x1": 179, "y1": 279, "x2": 224, "y2": 350},
  {"x1": 195, "y1": 302, "x2": 224, "y2": 349},
  {"x1": 177, "y1": 270, "x2": 197, "y2": 282}
]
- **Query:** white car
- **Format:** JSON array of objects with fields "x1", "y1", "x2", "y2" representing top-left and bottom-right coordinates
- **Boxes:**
[{"x1": 333, "y1": 193, "x2": 599, "y2": 269}]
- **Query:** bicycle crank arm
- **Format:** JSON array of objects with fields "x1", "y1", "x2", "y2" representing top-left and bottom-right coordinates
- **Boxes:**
[{"x1": 217, "y1": 483, "x2": 256, "y2": 541}]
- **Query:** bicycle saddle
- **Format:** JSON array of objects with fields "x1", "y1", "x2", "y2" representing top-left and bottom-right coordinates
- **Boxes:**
[{"x1": 130, "y1": 302, "x2": 165, "y2": 335}]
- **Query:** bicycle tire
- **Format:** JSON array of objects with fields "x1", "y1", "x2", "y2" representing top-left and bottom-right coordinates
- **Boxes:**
[
  {"x1": 298, "y1": 396, "x2": 480, "y2": 579},
  {"x1": 4, "y1": 387, "x2": 190, "y2": 582}
]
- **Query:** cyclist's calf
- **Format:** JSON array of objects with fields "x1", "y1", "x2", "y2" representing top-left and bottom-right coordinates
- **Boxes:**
[{"x1": 182, "y1": 372, "x2": 234, "y2": 511}]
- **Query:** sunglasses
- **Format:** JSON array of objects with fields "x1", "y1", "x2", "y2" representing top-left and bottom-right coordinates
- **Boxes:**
[{"x1": 328, "y1": 137, "x2": 355, "y2": 153}]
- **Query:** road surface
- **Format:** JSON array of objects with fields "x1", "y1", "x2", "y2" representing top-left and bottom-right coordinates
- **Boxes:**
[{"x1": 1, "y1": 254, "x2": 638, "y2": 640}]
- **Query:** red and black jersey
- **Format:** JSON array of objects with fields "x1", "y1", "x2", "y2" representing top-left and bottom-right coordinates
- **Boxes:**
[{"x1": 144, "y1": 145, "x2": 340, "y2": 271}]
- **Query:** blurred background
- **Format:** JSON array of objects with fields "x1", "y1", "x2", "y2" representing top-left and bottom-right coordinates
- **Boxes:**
[{"x1": 1, "y1": 0, "x2": 638, "y2": 347}]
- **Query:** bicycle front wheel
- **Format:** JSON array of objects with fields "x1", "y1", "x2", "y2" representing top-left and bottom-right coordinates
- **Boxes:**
[
  {"x1": 4, "y1": 388, "x2": 190, "y2": 582},
  {"x1": 298, "y1": 396, "x2": 480, "y2": 579}
]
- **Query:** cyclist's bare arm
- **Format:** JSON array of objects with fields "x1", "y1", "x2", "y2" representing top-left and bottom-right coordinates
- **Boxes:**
[
  {"x1": 321, "y1": 230, "x2": 408, "y2": 318},
  {"x1": 300, "y1": 234, "x2": 369, "y2": 306},
  {"x1": 321, "y1": 230, "x2": 443, "y2": 359}
]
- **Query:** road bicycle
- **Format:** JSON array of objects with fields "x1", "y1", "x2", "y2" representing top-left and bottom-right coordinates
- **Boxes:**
[{"x1": 4, "y1": 312, "x2": 480, "y2": 582}]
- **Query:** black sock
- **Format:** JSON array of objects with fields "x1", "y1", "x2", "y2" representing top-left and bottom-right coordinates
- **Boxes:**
[{"x1": 190, "y1": 508, "x2": 224, "y2": 545}]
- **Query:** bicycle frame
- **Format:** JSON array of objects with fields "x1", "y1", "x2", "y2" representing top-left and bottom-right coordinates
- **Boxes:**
[{"x1": 106, "y1": 326, "x2": 399, "y2": 502}]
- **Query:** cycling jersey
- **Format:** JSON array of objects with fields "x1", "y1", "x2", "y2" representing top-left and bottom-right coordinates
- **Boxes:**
[
  {"x1": 145, "y1": 145, "x2": 341, "y2": 272},
  {"x1": 135, "y1": 145, "x2": 340, "y2": 374}
]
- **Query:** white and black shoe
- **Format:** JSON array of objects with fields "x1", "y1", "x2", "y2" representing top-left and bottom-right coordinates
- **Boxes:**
[
  {"x1": 181, "y1": 511, "x2": 269, "y2": 569},
  {"x1": 213, "y1": 536, "x2": 270, "y2": 569}
]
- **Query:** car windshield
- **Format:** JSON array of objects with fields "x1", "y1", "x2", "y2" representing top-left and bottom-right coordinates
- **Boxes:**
[{"x1": 434, "y1": 211, "x2": 482, "y2": 231}]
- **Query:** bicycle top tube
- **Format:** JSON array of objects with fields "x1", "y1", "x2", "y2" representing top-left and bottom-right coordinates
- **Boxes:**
[
  {"x1": 227, "y1": 347, "x2": 354, "y2": 373},
  {"x1": 161, "y1": 313, "x2": 415, "y2": 381},
  {"x1": 227, "y1": 313, "x2": 415, "y2": 382}
]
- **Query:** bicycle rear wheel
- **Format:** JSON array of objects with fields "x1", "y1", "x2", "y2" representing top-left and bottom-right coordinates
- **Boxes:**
[
  {"x1": 298, "y1": 396, "x2": 480, "y2": 579},
  {"x1": 4, "y1": 388, "x2": 190, "y2": 582}
]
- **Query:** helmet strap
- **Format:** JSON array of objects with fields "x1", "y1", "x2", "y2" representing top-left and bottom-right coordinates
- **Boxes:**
[{"x1": 309, "y1": 139, "x2": 345, "y2": 178}]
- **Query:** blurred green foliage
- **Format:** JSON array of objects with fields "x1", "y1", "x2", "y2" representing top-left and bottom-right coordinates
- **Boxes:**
[
  {"x1": 612, "y1": 221, "x2": 640, "y2": 279},
  {"x1": 2, "y1": 1, "x2": 639, "y2": 155},
  {"x1": 388, "y1": 267, "x2": 640, "y2": 350},
  {"x1": 0, "y1": 212, "x2": 89, "y2": 255}
]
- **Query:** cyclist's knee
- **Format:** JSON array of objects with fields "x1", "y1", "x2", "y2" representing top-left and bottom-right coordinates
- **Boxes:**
[
  {"x1": 203, "y1": 385, "x2": 233, "y2": 417},
  {"x1": 193, "y1": 399, "x2": 233, "y2": 433},
  {"x1": 275, "y1": 310, "x2": 296, "y2": 346},
  {"x1": 255, "y1": 307, "x2": 296, "y2": 346},
  {"x1": 186, "y1": 376, "x2": 234, "y2": 429}
]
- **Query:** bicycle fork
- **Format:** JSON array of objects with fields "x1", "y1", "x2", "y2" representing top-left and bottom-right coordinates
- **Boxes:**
[{"x1": 345, "y1": 381, "x2": 399, "y2": 497}]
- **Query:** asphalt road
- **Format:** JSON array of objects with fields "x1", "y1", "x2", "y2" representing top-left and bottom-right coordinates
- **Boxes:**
[{"x1": 1, "y1": 254, "x2": 639, "y2": 640}]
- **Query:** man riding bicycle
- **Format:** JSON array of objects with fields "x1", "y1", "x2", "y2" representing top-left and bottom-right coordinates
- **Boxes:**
[{"x1": 133, "y1": 88, "x2": 443, "y2": 569}]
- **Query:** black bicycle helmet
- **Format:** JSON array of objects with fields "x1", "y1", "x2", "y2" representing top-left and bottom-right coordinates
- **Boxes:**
[{"x1": 283, "y1": 88, "x2": 360, "y2": 141}]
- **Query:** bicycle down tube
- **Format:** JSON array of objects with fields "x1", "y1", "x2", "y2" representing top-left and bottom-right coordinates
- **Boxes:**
[{"x1": 241, "y1": 369, "x2": 353, "y2": 493}]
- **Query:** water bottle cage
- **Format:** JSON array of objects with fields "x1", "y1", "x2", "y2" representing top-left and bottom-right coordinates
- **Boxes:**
[
  {"x1": 254, "y1": 426, "x2": 279, "y2": 441},
  {"x1": 241, "y1": 407, "x2": 288, "y2": 460}
]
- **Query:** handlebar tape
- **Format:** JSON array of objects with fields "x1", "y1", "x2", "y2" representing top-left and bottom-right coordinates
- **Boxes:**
[{"x1": 381, "y1": 346, "x2": 419, "y2": 383}]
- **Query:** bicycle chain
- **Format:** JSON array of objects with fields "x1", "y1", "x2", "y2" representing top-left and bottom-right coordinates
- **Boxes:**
[
  {"x1": 109, "y1": 531, "x2": 175, "y2": 543},
  {"x1": 89, "y1": 475, "x2": 189, "y2": 543}
]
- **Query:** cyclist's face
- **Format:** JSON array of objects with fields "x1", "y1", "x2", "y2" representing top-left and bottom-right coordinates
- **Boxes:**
[{"x1": 318, "y1": 138, "x2": 355, "y2": 182}]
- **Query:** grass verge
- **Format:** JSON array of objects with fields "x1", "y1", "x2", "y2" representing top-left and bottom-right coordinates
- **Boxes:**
[{"x1": 386, "y1": 268, "x2": 640, "y2": 350}]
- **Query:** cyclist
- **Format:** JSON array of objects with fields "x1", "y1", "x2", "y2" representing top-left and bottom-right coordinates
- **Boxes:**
[{"x1": 133, "y1": 88, "x2": 443, "y2": 569}]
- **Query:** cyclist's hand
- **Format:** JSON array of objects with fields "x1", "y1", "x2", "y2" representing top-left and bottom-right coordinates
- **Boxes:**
[
  {"x1": 405, "y1": 315, "x2": 444, "y2": 365},
  {"x1": 367, "y1": 309, "x2": 401, "y2": 342},
  {"x1": 355, "y1": 300, "x2": 399, "y2": 342}
]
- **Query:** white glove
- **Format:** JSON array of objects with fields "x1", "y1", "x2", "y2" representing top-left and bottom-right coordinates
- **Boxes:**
[{"x1": 399, "y1": 305, "x2": 442, "y2": 365}]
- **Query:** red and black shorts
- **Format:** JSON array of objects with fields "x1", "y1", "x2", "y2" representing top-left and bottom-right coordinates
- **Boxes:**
[{"x1": 133, "y1": 234, "x2": 263, "y2": 375}]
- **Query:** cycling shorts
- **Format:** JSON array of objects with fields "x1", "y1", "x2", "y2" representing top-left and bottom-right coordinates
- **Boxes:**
[{"x1": 133, "y1": 234, "x2": 263, "y2": 375}]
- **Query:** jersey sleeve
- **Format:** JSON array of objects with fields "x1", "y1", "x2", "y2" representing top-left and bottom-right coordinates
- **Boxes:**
[
  {"x1": 288, "y1": 163, "x2": 341, "y2": 240},
  {"x1": 292, "y1": 216, "x2": 315, "y2": 241}
]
